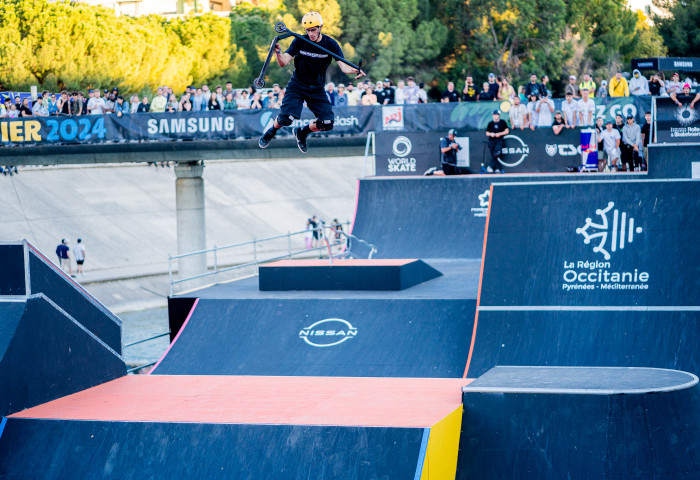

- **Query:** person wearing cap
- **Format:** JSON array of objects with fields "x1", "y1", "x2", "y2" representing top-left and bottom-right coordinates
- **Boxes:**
[
  {"x1": 597, "y1": 80, "x2": 608, "y2": 98},
  {"x1": 441, "y1": 81, "x2": 460, "y2": 103},
  {"x1": 579, "y1": 73, "x2": 596, "y2": 99},
  {"x1": 665, "y1": 73, "x2": 683, "y2": 96},
  {"x1": 577, "y1": 89, "x2": 595, "y2": 127},
  {"x1": 599, "y1": 120, "x2": 621, "y2": 171},
  {"x1": 336, "y1": 84, "x2": 348, "y2": 106},
  {"x1": 629, "y1": 69, "x2": 649, "y2": 96},
  {"x1": 621, "y1": 114, "x2": 642, "y2": 171},
  {"x1": 524, "y1": 74, "x2": 541, "y2": 98},
  {"x1": 552, "y1": 110, "x2": 566, "y2": 135},
  {"x1": 438, "y1": 129, "x2": 469, "y2": 175},
  {"x1": 609, "y1": 71, "x2": 629, "y2": 97},
  {"x1": 670, "y1": 83, "x2": 700, "y2": 109},
  {"x1": 486, "y1": 73, "x2": 499, "y2": 98},
  {"x1": 562, "y1": 92, "x2": 578, "y2": 128},
  {"x1": 564, "y1": 75, "x2": 580, "y2": 99},
  {"x1": 485, "y1": 110, "x2": 509, "y2": 173},
  {"x1": 382, "y1": 78, "x2": 395, "y2": 104}
]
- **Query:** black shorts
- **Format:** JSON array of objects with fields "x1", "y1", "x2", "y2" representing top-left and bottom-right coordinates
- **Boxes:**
[
  {"x1": 76, "y1": 260, "x2": 84, "y2": 265},
  {"x1": 280, "y1": 78, "x2": 334, "y2": 121}
]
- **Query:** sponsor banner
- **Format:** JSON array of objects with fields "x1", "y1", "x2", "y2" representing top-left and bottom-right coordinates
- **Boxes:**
[
  {"x1": 375, "y1": 132, "x2": 438, "y2": 176},
  {"x1": 655, "y1": 97, "x2": 700, "y2": 143},
  {"x1": 632, "y1": 57, "x2": 700, "y2": 72}
]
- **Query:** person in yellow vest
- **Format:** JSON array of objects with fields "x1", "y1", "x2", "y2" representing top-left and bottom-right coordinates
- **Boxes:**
[
  {"x1": 609, "y1": 72, "x2": 629, "y2": 97},
  {"x1": 579, "y1": 73, "x2": 596, "y2": 98}
]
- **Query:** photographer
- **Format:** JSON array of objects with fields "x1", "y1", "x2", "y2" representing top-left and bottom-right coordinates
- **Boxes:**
[
  {"x1": 440, "y1": 129, "x2": 469, "y2": 175},
  {"x1": 485, "y1": 109, "x2": 509, "y2": 173}
]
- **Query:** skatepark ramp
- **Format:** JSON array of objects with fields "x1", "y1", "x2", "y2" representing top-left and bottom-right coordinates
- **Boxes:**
[{"x1": 0, "y1": 241, "x2": 125, "y2": 416}]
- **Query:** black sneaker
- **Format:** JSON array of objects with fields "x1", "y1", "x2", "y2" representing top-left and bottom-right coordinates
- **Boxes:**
[
  {"x1": 293, "y1": 127, "x2": 308, "y2": 153},
  {"x1": 258, "y1": 127, "x2": 276, "y2": 149}
]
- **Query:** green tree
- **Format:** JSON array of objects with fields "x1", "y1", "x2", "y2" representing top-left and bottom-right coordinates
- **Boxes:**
[{"x1": 653, "y1": 0, "x2": 700, "y2": 56}]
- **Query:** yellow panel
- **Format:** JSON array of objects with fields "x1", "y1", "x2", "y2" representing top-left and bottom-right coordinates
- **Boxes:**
[{"x1": 420, "y1": 406, "x2": 463, "y2": 480}]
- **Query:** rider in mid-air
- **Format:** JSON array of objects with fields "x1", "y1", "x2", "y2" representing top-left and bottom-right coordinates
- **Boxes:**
[{"x1": 258, "y1": 12, "x2": 365, "y2": 153}]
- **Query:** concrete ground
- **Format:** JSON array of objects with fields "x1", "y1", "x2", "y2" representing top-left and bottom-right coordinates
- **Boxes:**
[{"x1": 1, "y1": 155, "x2": 365, "y2": 312}]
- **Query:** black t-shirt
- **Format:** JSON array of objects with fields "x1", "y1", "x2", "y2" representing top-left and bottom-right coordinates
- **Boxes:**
[
  {"x1": 383, "y1": 87, "x2": 395, "y2": 104},
  {"x1": 440, "y1": 137, "x2": 457, "y2": 165},
  {"x1": 523, "y1": 82, "x2": 540, "y2": 98},
  {"x1": 487, "y1": 81, "x2": 499, "y2": 97},
  {"x1": 287, "y1": 34, "x2": 343, "y2": 87},
  {"x1": 479, "y1": 90, "x2": 495, "y2": 102},
  {"x1": 641, "y1": 122, "x2": 651, "y2": 146},
  {"x1": 441, "y1": 90, "x2": 460, "y2": 102},
  {"x1": 462, "y1": 85, "x2": 477, "y2": 101},
  {"x1": 19, "y1": 104, "x2": 32, "y2": 116},
  {"x1": 486, "y1": 119, "x2": 508, "y2": 139},
  {"x1": 553, "y1": 117, "x2": 565, "y2": 126},
  {"x1": 375, "y1": 89, "x2": 389, "y2": 105},
  {"x1": 649, "y1": 81, "x2": 662, "y2": 96}
]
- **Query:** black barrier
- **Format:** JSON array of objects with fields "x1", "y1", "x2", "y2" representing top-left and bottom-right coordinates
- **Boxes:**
[
  {"x1": 654, "y1": 97, "x2": 700, "y2": 143},
  {"x1": 647, "y1": 143, "x2": 700, "y2": 178},
  {"x1": 375, "y1": 128, "x2": 594, "y2": 175},
  {"x1": 0, "y1": 97, "x2": 651, "y2": 146}
]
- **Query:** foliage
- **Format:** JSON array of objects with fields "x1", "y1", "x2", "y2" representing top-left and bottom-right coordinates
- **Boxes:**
[{"x1": 652, "y1": 0, "x2": 700, "y2": 57}]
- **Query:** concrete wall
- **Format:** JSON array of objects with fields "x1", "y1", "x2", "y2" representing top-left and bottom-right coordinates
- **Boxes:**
[{"x1": 0, "y1": 156, "x2": 365, "y2": 284}]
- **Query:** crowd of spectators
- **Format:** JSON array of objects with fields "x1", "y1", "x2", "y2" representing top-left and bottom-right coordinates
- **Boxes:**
[{"x1": 0, "y1": 70, "x2": 696, "y2": 121}]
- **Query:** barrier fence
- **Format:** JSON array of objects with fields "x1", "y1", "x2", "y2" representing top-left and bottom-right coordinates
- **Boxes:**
[
  {"x1": 654, "y1": 97, "x2": 700, "y2": 143},
  {"x1": 0, "y1": 97, "x2": 651, "y2": 146}
]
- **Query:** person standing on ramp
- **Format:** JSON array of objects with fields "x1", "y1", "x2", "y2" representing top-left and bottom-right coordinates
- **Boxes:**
[{"x1": 258, "y1": 12, "x2": 365, "y2": 153}]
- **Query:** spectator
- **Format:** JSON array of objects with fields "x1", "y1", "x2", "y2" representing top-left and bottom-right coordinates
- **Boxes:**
[
  {"x1": 621, "y1": 114, "x2": 642, "y2": 171},
  {"x1": 129, "y1": 95, "x2": 140, "y2": 113},
  {"x1": 166, "y1": 94, "x2": 179, "y2": 112},
  {"x1": 87, "y1": 90, "x2": 106, "y2": 115},
  {"x1": 640, "y1": 111, "x2": 651, "y2": 163},
  {"x1": 629, "y1": 69, "x2": 649, "y2": 96},
  {"x1": 577, "y1": 89, "x2": 595, "y2": 127},
  {"x1": 181, "y1": 97, "x2": 193, "y2": 112},
  {"x1": 236, "y1": 90, "x2": 250, "y2": 109},
  {"x1": 336, "y1": 84, "x2": 348, "y2": 106},
  {"x1": 224, "y1": 81, "x2": 234, "y2": 99},
  {"x1": 114, "y1": 96, "x2": 130, "y2": 116},
  {"x1": 561, "y1": 92, "x2": 578, "y2": 128},
  {"x1": 462, "y1": 76, "x2": 477, "y2": 101},
  {"x1": 478, "y1": 82, "x2": 495, "y2": 102},
  {"x1": 540, "y1": 75, "x2": 552, "y2": 97},
  {"x1": 262, "y1": 91, "x2": 275, "y2": 109},
  {"x1": 347, "y1": 82, "x2": 361, "y2": 106},
  {"x1": 215, "y1": 85, "x2": 224, "y2": 104},
  {"x1": 665, "y1": 73, "x2": 683, "y2": 96},
  {"x1": 595, "y1": 116, "x2": 606, "y2": 171},
  {"x1": 104, "y1": 93, "x2": 116, "y2": 113},
  {"x1": 427, "y1": 80, "x2": 442, "y2": 102},
  {"x1": 192, "y1": 88, "x2": 205, "y2": 111},
  {"x1": 326, "y1": 82, "x2": 338, "y2": 105},
  {"x1": 277, "y1": 89, "x2": 285, "y2": 106},
  {"x1": 31, "y1": 96, "x2": 47, "y2": 116},
  {"x1": 597, "y1": 80, "x2": 608, "y2": 98},
  {"x1": 208, "y1": 91, "x2": 223, "y2": 110},
  {"x1": 47, "y1": 93, "x2": 58, "y2": 115},
  {"x1": 524, "y1": 74, "x2": 541, "y2": 98},
  {"x1": 648, "y1": 73, "x2": 665, "y2": 96},
  {"x1": 564, "y1": 75, "x2": 580, "y2": 99},
  {"x1": 441, "y1": 81, "x2": 460, "y2": 102},
  {"x1": 73, "y1": 92, "x2": 85, "y2": 116},
  {"x1": 486, "y1": 73, "x2": 499, "y2": 98},
  {"x1": 73, "y1": 238, "x2": 86, "y2": 276},
  {"x1": 579, "y1": 73, "x2": 596, "y2": 98},
  {"x1": 375, "y1": 81, "x2": 389, "y2": 105},
  {"x1": 536, "y1": 92, "x2": 555, "y2": 127},
  {"x1": 526, "y1": 92, "x2": 539, "y2": 130},
  {"x1": 137, "y1": 96, "x2": 150, "y2": 113},
  {"x1": 19, "y1": 97, "x2": 32, "y2": 116},
  {"x1": 202, "y1": 84, "x2": 212, "y2": 102},
  {"x1": 250, "y1": 92, "x2": 263, "y2": 109},
  {"x1": 7, "y1": 103, "x2": 18, "y2": 118},
  {"x1": 0, "y1": 99, "x2": 7, "y2": 118},
  {"x1": 418, "y1": 82, "x2": 428, "y2": 103},
  {"x1": 509, "y1": 95, "x2": 528, "y2": 130},
  {"x1": 599, "y1": 120, "x2": 621, "y2": 171},
  {"x1": 552, "y1": 110, "x2": 565, "y2": 135},
  {"x1": 150, "y1": 87, "x2": 167, "y2": 113},
  {"x1": 57, "y1": 91, "x2": 71, "y2": 115},
  {"x1": 609, "y1": 72, "x2": 629, "y2": 97},
  {"x1": 612, "y1": 113, "x2": 623, "y2": 135},
  {"x1": 517, "y1": 85, "x2": 527, "y2": 103},
  {"x1": 394, "y1": 80, "x2": 406, "y2": 105},
  {"x1": 361, "y1": 84, "x2": 377, "y2": 105},
  {"x1": 439, "y1": 128, "x2": 469, "y2": 175},
  {"x1": 404, "y1": 77, "x2": 420, "y2": 104},
  {"x1": 498, "y1": 77, "x2": 515, "y2": 102},
  {"x1": 271, "y1": 83, "x2": 281, "y2": 101},
  {"x1": 383, "y1": 78, "x2": 395, "y2": 104},
  {"x1": 485, "y1": 110, "x2": 509, "y2": 173},
  {"x1": 670, "y1": 83, "x2": 700, "y2": 109},
  {"x1": 55, "y1": 239, "x2": 73, "y2": 276},
  {"x1": 101, "y1": 90, "x2": 113, "y2": 113}
]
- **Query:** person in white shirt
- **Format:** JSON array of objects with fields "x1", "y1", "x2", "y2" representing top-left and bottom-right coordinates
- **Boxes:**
[
  {"x1": 87, "y1": 89, "x2": 106, "y2": 115},
  {"x1": 665, "y1": 73, "x2": 683, "y2": 96},
  {"x1": 536, "y1": 93, "x2": 554, "y2": 127},
  {"x1": 577, "y1": 88, "x2": 596, "y2": 126},
  {"x1": 526, "y1": 93, "x2": 539, "y2": 130},
  {"x1": 394, "y1": 79, "x2": 406, "y2": 105},
  {"x1": 509, "y1": 95, "x2": 528, "y2": 130},
  {"x1": 599, "y1": 120, "x2": 621, "y2": 170},
  {"x1": 73, "y1": 238, "x2": 86, "y2": 275},
  {"x1": 561, "y1": 92, "x2": 578, "y2": 128}
]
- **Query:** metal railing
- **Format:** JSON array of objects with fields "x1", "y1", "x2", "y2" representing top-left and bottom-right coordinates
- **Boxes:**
[{"x1": 168, "y1": 223, "x2": 377, "y2": 295}]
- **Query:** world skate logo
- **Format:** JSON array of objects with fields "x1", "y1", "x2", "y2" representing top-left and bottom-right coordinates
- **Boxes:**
[
  {"x1": 674, "y1": 104, "x2": 698, "y2": 127},
  {"x1": 299, "y1": 318, "x2": 357, "y2": 347},
  {"x1": 392, "y1": 136, "x2": 412, "y2": 157},
  {"x1": 576, "y1": 202, "x2": 642, "y2": 260}
]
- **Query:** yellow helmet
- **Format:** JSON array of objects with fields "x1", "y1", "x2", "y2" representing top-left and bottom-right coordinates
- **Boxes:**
[{"x1": 301, "y1": 12, "x2": 323, "y2": 29}]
